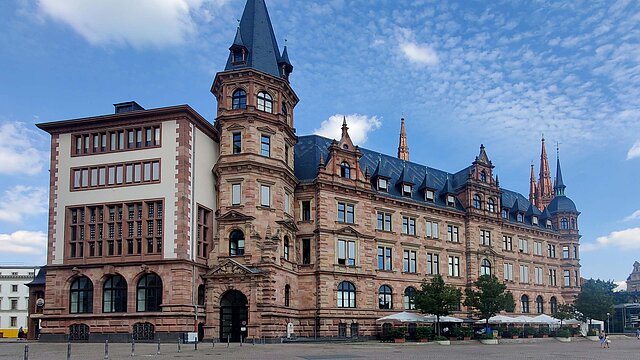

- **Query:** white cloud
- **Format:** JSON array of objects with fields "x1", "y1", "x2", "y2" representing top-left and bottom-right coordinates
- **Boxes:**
[
  {"x1": 0, "y1": 231, "x2": 47, "y2": 255},
  {"x1": 0, "y1": 186, "x2": 48, "y2": 224},
  {"x1": 614, "y1": 280, "x2": 627, "y2": 292},
  {"x1": 38, "y1": 0, "x2": 227, "y2": 47},
  {"x1": 313, "y1": 114, "x2": 382, "y2": 145},
  {"x1": 0, "y1": 122, "x2": 48, "y2": 175},
  {"x1": 400, "y1": 42, "x2": 439, "y2": 66},
  {"x1": 627, "y1": 141, "x2": 640, "y2": 160},
  {"x1": 582, "y1": 227, "x2": 640, "y2": 252},
  {"x1": 624, "y1": 210, "x2": 640, "y2": 222}
]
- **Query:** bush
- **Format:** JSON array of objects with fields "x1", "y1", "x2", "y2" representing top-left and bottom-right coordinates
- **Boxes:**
[
  {"x1": 570, "y1": 327, "x2": 580, "y2": 336},
  {"x1": 556, "y1": 328, "x2": 571, "y2": 338},
  {"x1": 538, "y1": 326, "x2": 550, "y2": 336},
  {"x1": 461, "y1": 327, "x2": 474, "y2": 338},
  {"x1": 416, "y1": 326, "x2": 432, "y2": 340},
  {"x1": 390, "y1": 327, "x2": 406, "y2": 339},
  {"x1": 434, "y1": 335, "x2": 448, "y2": 341},
  {"x1": 450, "y1": 327, "x2": 463, "y2": 339},
  {"x1": 524, "y1": 326, "x2": 536, "y2": 336}
]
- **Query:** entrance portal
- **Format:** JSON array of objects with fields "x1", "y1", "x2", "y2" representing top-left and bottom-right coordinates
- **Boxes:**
[{"x1": 220, "y1": 290, "x2": 248, "y2": 342}]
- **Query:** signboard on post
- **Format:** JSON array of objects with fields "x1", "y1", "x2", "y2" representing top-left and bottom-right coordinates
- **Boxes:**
[{"x1": 183, "y1": 332, "x2": 198, "y2": 343}]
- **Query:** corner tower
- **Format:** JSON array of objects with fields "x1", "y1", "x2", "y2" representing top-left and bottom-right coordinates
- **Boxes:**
[{"x1": 208, "y1": 0, "x2": 300, "y2": 342}]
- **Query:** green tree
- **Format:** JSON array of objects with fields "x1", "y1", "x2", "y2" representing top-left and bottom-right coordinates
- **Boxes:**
[
  {"x1": 574, "y1": 279, "x2": 616, "y2": 326},
  {"x1": 463, "y1": 275, "x2": 516, "y2": 332},
  {"x1": 414, "y1": 274, "x2": 462, "y2": 336},
  {"x1": 554, "y1": 303, "x2": 576, "y2": 327}
]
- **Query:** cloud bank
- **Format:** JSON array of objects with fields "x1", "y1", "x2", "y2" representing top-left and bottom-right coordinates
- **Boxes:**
[
  {"x1": 0, "y1": 186, "x2": 48, "y2": 224},
  {"x1": 582, "y1": 227, "x2": 640, "y2": 252},
  {"x1": 627, "y1": 141, "x2": 640, "y2": 160},
  {"x1": 0, "y1": 230, "x2": 47, "y2": 255},
  {"x1": 314, "y1": 114, "x2": 382, "y2": 145},
  {"x1": 0, "y1": 122, "x2": 48, "y2": 176}
]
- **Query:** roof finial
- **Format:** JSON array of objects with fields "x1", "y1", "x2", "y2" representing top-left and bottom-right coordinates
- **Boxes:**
[{"x1": 342, "y1": 116, "x2": 348, "y2": 127}]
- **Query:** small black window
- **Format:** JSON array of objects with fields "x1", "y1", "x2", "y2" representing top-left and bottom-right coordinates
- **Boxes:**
[
  {"x1": 232, "y1": 89, "x2": 247, "y2": 110},
  {"x1": 261, "y1": 135, "x2": 270, "y2": 157},
  {"x1": 341, "y1": 162, "x2": 351, "y2": 179},
  {"x1": 521, "y1": 295, "x2": 530, "y2": 313},
  {"x1": 302, "y1": 201, "x2": 311, "y2": 221},
  {"x1": 229, "y1": 230, "x2": 245, "y2": 256},
  {"x1": 197, "y1": 284, "x2": 205, "y2": 306},
  {"x1": 284, "y1": 285, "x2": 290, "y2": 307},
  {"x1": 473, "y1": 194, "x2": 482, "y2": 209},
  {"x1": 232, "y1": 133, "x2": 241, "y2": 154},
  {"x1": 302, "y1": 238, "x2": 311, "y2": 264}
]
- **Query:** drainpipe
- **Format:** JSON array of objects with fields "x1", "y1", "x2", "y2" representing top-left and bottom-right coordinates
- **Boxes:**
[{"x1": 190, "y1": 122, "x2": 198, "y2": 333}]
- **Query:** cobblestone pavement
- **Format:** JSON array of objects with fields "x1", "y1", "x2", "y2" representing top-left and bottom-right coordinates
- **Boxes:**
[{"x1": 1, "y1": 338, "x2": 639, "y2": 360}]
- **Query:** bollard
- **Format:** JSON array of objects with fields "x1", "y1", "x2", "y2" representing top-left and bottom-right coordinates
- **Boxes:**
[
  {"x1": 212, "y1": 337, "x2": 215, "y2": 348},
  {"x1": 104, "y1": 340, "x2": 109, "y2": 360},
  {"x1": 227, "y1": 334, "x2": 230, "y2": 348},
  {"x1": 240, "y1": 334, "x2": 243, "y2": 346},
  {"x1": 194, "y1": 338, "x2": 198, "y2": 351},
  {"x1": 130, "y1": 338, "x2": 135, "y2": 357},
  {"x1": 178, "y1": 338, "x2": 181, "y2": 353},
  {"x1": 156, "y1": 338, "x2": 161, "y2": 355},
  {"x1": 252, "y1": 337, "x2": 255, "y2": 345},
  {"x1": 23, "y1": 344, "x2": 29, "y2": 360},
  {"x1": 66, "y1": 342, "x2": 71, "y2": 360}
]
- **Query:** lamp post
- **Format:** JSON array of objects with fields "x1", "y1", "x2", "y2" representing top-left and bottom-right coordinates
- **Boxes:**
[{"x1": 606, "y1": 313, "x2": 610, "y2": 333}]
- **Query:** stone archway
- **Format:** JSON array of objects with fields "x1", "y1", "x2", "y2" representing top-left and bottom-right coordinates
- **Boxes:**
[{"x1": 219, "y1": 290, "x2": 248, "y2": 342}]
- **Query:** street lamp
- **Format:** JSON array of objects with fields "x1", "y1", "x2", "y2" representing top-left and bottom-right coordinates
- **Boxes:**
[{"x1": 606, "y1": 312, "x2": 610, "y2": 333}]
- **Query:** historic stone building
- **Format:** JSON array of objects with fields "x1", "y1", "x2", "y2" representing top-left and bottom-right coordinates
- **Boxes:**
[
  {"x1": 35, "y1": 0, "x2": 581, "y2": 342},
  {"x1": 627, "y1": 262, "x2": 640, "y2": 293}
]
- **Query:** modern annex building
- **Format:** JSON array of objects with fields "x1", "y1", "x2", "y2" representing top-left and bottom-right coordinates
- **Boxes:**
[{"x1": 35, "y1": 0, "x2": 581, "y2": 342}]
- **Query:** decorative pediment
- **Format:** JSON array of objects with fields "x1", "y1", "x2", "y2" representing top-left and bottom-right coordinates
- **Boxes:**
[
  {"x1": 257, "y1": 125, "x2": 276, "y2": 135},
  {"x1": 478, "y1": 246, "x2": 500, "y2": 258},
  {"x1": 333, "y1": 225, "x2": 371, "y2": 239},
  {"x1": 217, "y1": 210, "x2": 255, "y2": 223},
  {"x1": 226, "y1": 123, "x2": 246, "y2": 131},
  {"x1": 206, "y1": 259, "x2": 258, "y2": 277},
  {"x1": 276, "y1": 219, "x2": 299, "y2": 232}
]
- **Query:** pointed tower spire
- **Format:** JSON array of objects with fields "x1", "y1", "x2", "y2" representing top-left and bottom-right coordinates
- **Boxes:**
[
  {"x1": 554, "y1": 146, "x2": 566, "y2": 197},
  {"x1": 529, "y1": 162, "x2": 537, "y2": 206},
  {"x1": 536, "y1": 135, "x2": 554, "y2": 210},
  {"x1": 278, "y1": 42, "x2": 293, "y2": 79},
  {"x1": 397, "y1": 117, "x2": 409, "y2": 161},
  {"x1": 225, "y1": 0, "x2": 285, "y2": 78}
]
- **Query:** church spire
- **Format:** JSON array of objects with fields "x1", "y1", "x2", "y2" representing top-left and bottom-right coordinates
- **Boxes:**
[
  {"x1": 555, "y1": 146, "x2": 566, "y2": 197},
  {"x1": 397, "y1": 117, "x2": 409, "y2": 161},
  {"x1": 536, "y1": 135, "x2": 554, "y2": 210},
  {"x1": 529, "y1": 162, "x2": 537, "y2": 206},
  {"x1": 225, "y1": 0, "x2": 286, "y2": 79}
]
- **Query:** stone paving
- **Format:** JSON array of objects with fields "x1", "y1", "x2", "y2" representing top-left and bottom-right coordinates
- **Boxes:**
[{"x1": 1, "y1": 337, "x2": 639, "y2": 360}]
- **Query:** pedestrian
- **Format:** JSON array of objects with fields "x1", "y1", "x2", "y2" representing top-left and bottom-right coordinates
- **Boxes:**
[
  {"x1": 636, "y1": 328, "x2": 639, "y2": 340},
  {"x1": 598, "y1": 331, "x2": 606, "y2": 349},
  {"x1": 604, "y1": 334, "x2": 611, "y2": 349},
  {"x1": 17, "y1": 326, "x2": 24, "y2": 340}
]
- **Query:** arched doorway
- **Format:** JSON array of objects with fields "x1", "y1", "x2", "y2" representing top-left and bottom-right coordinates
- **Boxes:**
[{"x1": 220, "y1": 290, "x2": 248, "y2": 342}]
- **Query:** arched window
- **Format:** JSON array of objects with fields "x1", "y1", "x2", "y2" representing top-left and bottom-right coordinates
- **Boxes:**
[
  {"x1": 283, "y1": 236, "x2": 290, "y2": 261},
  {"x1": 480, "y1": 259, "x2": 492, "y2": 276},
  {"x1": 521, "y1": 295, "x2": 530, "y2": 314},
  {"x1": 103, "y1": 275, "x2": 127, "y2": 313},
  {"x1": 536, "y1": 295, "x2": 544, "y2": 314},
  {"x1": 561, "y1": 218, "x2": 569, "y2": 230},
  {"x1": 337, "y1": 281, "x2": 356, "y2": 308},
  {"x1": 404, "y1": 287, "x2": 416, "y2": 310},
  {"x1": 137, "y1": 273, "x2": 162, "y2": 312},
  {"x1": 571, "y1": 218, "x2": 576, "y2": 230},
  {"x1": 197, "y1": 284, "x2": 205, "y2": 306},
  {"x1": 284, "y1": 285, "x2": 290, "y2": 307},
  {"x1": 257, "y1": 91, "x2": 273, "y2": 113},
  {"x1": 341, "y1": 162, "x2": 351, "y2": 179},
  {"x1": 70, "y1": 277, "x2": 93, "y2": 314},
  {"x1": 473, "y1": 194, "x2": 482, "y2": 209},
  {"x1": 378, "y1": 285, "x2": 392, "y2": 309},
  {"x1": 232, "y1": 89, "x2": 247, "y2": 110},
  {"x1": 550, "y1": 296, "x2": 558, "y2": 314},
  {"x1": 480, "y1": 171, "x2": 487, "y2": 182},
  {"x1": 229, "y1": 230, "x2": 245, "y2": 256},
  {"x1": 487, "y1": 198, "x2": 495, "y2": 213}
]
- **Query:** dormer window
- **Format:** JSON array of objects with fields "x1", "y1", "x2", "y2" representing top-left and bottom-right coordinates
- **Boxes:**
[
  {"x1": 232, "y1": 89, "x2": 247, "y2": 110},
  {"x1": 257, "y1": 91, "x2": 273, "y2": 113},
  {"x1": 501, "y1": 208, "x2": 508, "y2": 219},
  {"x1": 487, "y1": 198, "x2": 495, "y2": 212},
  {"x1": 517, "y1": 213, "x2": 524, "y2": 222},
  {"x1": 233, "y1": 50, "x2": 245, "y2": 63},
  {"x1": 402, "y1": 184, "x2": 412, "y2": 197},
  {"x1": 546, "y1": 220, "x2": 552, "y2": 229},
  {"x1": 377, "y1": 178, "x2": 388, "y2": 191},
  {"x1": 532, "y1": 216, "x2": 539, "y2": 225},
  {"x1": 473, "y1": 194, "x2": 482, "y2": 209},
  {"x1": 480, "y1": 171, "x2": 487, "y2": 182},
  {"x1": 447, "y1": 195, "x2": 456, "y2": 207},
  {"x1": 341, "y1": 162, "x2": 351, "y2": 179},
  {"x1": 425, "y1": 190, "x2": 435, "y2": 202}
]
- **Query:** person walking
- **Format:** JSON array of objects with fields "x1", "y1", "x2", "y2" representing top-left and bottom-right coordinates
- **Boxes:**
[
  {"x1": 598, "y1": 331, "x2": 606, "y2": 349},
  {"x1": 17, "y1": 327, "x2": 24, "y2": 340},
  {"x1": 636, "y1": 328, "x2": 639, "y2": 340},
  {"x1": 604, "y1": 333, "x2": 611, "y2": 349}
]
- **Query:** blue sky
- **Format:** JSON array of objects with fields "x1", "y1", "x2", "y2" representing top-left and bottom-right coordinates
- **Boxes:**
[{"x1": 1, "y1": 0, "x2": 639, "y2": 287}]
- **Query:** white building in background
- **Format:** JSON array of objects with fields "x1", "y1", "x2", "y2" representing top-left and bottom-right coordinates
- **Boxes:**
[{"x1": 0, "y1": 266, "x2": 39, "y2": 338}]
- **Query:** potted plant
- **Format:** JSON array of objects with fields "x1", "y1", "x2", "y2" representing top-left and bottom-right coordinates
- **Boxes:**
[
  {"x1": 434, "y1": 335, "x2": 450, "y2": 345},
  {"x1": 538, "y1": 326, "x2": 550, "y2": 338},
  {"x1": 461, "y1": 327, "x2": 473, "y2": 340},
  {"x1": 449, "y1": 327, "x2": 462, "y2": 340},
  {"x1": 416, "y1": 326, "x2": 431, "y2": 343},
  {"x1": 391, "y1": 327, "x2": 406, "y2": 343},
  {"x1": 480, "y1": 332, "x2": 498, "y2": 345},
  {"x1": 524, "y1": 326, "x2": 536, "y2": 338},
  {"x1": 556, "y1": 328, "x2": 571, "y2": 342}
]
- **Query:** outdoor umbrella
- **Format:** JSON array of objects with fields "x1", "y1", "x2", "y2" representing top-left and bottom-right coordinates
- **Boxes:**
[
  {"x1": 474, "y1": 315, "x2": 516, "y2": 324},
  {"x1": 529, "y1": 314, "x2": 561, "y2": 325},
  {"x1": 376, "y1": 311, "x2": 429, "y2": 323},
  {"x1": 423, "y1": 314, "x2": 464, "y2": 323}
]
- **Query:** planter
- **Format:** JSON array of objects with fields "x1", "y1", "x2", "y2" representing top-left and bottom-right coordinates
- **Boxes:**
[
  {"x1": 418, "y1": 339, "x2": 429, "y2": 343},
  {"x1": 449, "y1": 337, "x2": 457, "y2": 341},
  {"x1": 480, "y1": 339, "x2": 499, "y2": 345},
  {"x1": 542, "y1": 335, "x2": 548, "y2": 338},
  {"x1": 586, "y1": 336, "x2": 600, "y2": 342},
  {"x1": 436, "y1": 340, "x2": 451, "y2": 346},
  {"x1": 527, "y1": 335, "x2": 534, "y2": 338},
  {"x1": 463, "y1": 337, "x2": 471, "y2": 340},
  {"x1": 511, "y1": 336, "x2": 518, "y2": 339},
  {"x1": 393, "y1": 338, "x2": 406, "y2": 343},
  {"x1": 555, "y1": 337, "x2": 571, "y2": 343}
]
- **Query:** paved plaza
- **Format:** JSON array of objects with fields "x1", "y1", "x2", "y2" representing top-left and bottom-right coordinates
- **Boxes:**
[{"x1": 1, "y1": 337, "x2": 639, "y2": 360}]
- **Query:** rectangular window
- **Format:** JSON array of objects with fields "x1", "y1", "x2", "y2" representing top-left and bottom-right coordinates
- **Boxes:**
[
  {"x1": 427, "y1": 253, "x2": 440, "y2": 275},
  {"x1": 232, "y1": 184, "x2": 241, "y2": 206},
  {"x1": 533, "y1": 241, "x2": 543, "y2": 256},
  {"x1": 74, "y1": 170, "x2": 81, "y2": 188},
  {"x1": 302, "y1": 201, "x2": 311, "y2": 221},
  {"x1": 143, "y1": 162, "x2": 151, "y2": 181},
  {"x1": 11, "y1": 299, "x2": 18, "y2": 310},
  {"x1": 376, "y1": 212, "x2": 392, "y2": 231},
  {"x1": 377, "y1": 246, "x2": 392, "y2": 271},
  {"x1": 196, "y1": 206, "x2": 212, "y2": 258},
  {"x1": 549, "y1": 269, "x2": 557, "y2": 286},
  {"x1": 403, "y1": 250, "x2": 417, "y2": 273},
  {"x1": 302, "y1": 238, "x2": 311, "y2": 264},
  {"x1": 402, "y1": 184, "x2": 412, "y2": 196},
  {"x1": 134, "y1": 164, "x2": 142, "y2": 182},
  {"x1": 562, "y1": 246, "x2": 570, "y2": 259},
  {"x1": 548, "y1": 244, "x2": 556, "y2": 258},
  {"x1": 503, "y1": 236, "x2": 512, "y2": 251},
  {"x1": 152, "y1": 161, "x2": 160, "y2": 181},
  {"x1": 426, "y1": 221, "x2": 439, "y2": 239},
  {"x1": 448, "y1": 256, "x2": 460, "y2": 277},
  {"x1": 232, "y1": 132, "x2": 241, "y2": 154},
  {"x1": 284, "y1": 144, "x2": 289, "y2": 165},
  {"x1": 425, "y1": 189, "x2": 435, "y2": 202},
  {"x1": 155, "y1": 127, "x2": 161, "y2": 146},
  {"x1": 261, "y1": 135, "x2": 270, "y2": 157},
  {"x1": 573, "y1": 245, "x2": 578, "y2": 259},
  {"x1": 136, "y1": 129, "x2": 142, "y2": 148},
  {"x1": 563, "y1": 270, "x2": 571, "y2": 287},
  {"x1": 145, "y1": 128, "x2": 152, "y2": 147},
  {"x1": 519, "y1": 238, "x2": 528, "y2": 253},
  {"x1": 107, "y1": 166, "x2": 115, "y2": 185},
  {"x1": 91, "y1": 168, "x2": 98, "y2": 186},
  {"x1": 284, "y1": 191, "x2": 291, "y2": 214},
  {"x1": 447, "y1": 225, "x2": 459, "y2": 242},
  {"x1": 535, "y1": 267, "x2": 544, "y2": 285},
  {"x1": 116, "y1": 166, "x2": 123, "y2": 184},
  {"x1": 81, "y1": 169, "x2": 89, "y2": 187},
  {"x1": 504, "y1": 263, "x2": 513, "y2": 281},
  {"x1": 480, "y1": 230, "x2": 491, "y2": 246},
  {"x1": 10, "y1": 317, "x2": 17, "y2": 327},
  {"x1": 337, "y1": 202, "x2": 354, "y2": 224},
  {"x1": 520, "y1": 265, "x2": 529, "y2": 283},
  {"x1": 125, "y1": 164, "x2": 133, "y2": 183},
  {"x1": 574, "y1": 270, "x2": 579, "y2": 286},
  {"x1": 260, "y1": 185, "x2": 270, "y2": 207},
  {"x1": 337, "y1": 239, "x2": 356, "y2": 266},
  {"x1": 402, "y1": 217, "x2": 416, "y2": 235},
  {"x1": 378, "y1": 178, "x2": 388, "y2": 191}
]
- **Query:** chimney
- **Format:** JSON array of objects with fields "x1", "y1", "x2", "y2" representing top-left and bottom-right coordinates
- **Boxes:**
[{"x1": 114, "y1": 101, "x2": 145, "y2": 114}]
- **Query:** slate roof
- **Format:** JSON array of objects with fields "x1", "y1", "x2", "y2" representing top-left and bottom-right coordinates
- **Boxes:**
[
  {"x1": 548, "y1": 196, "x2": 578, "y2": 214},
  {"x1": 295, "y1": 135, "x2": 556, "y2": 231},
  {"x1": 26, "y1": 267, "x2": 46, "y2": 287},
  {"x1": 225, "y1": 0, "x2": 284, "y2": 78}
]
